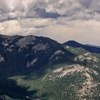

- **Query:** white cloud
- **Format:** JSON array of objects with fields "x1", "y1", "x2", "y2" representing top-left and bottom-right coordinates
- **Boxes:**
[
  {"x1": 38, "y1": 20, "x2": 100, "y2": 45},
  {"x1": 0, "y1": 20, "x2": 36, "y2": 35},
  {"x1": 0, "y1": 0, "x2": 100, "y2": 20},
  {"x1": 0, "y1": 18, "x2": 53, "y2": 35},
  {"x1": 0, "y1": 0, "x2": 100, "y2": 45}
]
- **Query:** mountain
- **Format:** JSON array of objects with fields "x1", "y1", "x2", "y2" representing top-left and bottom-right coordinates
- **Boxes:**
[
  {"x1": 64, "y1": 40, "x2": 100, "y2": 53},
  {"x1": 0, "y1": 35, "x2": 74, "y2": 76},
  {"x1": 63, "y1": 40, "x2": 83, "y2": 47},
  {"x1": 0, "y1": 36, "x2": 100, "y2": 100}
]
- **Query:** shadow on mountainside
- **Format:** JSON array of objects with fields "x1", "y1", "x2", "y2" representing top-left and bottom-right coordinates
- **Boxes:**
[{"x1": 0, "y1": 78, "x2": 47, "y2": 100}]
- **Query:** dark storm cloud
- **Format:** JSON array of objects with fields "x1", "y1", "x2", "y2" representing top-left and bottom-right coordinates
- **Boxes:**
[
  {"x1": 0, "y1": 0, "x2": 100, "y2": 21},
  {"x1": 35, "y1": 8, "x2": 60, "y2": 18}
]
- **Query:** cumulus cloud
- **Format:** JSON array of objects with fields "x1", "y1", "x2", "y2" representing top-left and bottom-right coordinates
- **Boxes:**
[
  {"x1": 0, "y1": 18, "x2": 53, "y2": 35},
  {"x1": 0, "y1": 0, "x2": 100, "y2": 20},
  {"x1": 0, "y1": 20, "x2": 37, "y2": 35},
  {"x1": 0, "y1": 0, "x2": 100, "y2": 45}
]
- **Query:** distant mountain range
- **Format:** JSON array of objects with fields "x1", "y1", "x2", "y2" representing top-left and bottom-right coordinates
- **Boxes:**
[
  {"x1": 0, "y1": 35, "x2": 100, "y2": 100},
  {"x1": 63, "y1": 40, "x2": 100, "y2": 53}
]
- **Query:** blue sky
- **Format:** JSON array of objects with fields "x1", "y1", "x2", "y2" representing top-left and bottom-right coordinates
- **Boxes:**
[{"x1": 0, "y1": 0, "x2": 100, "y2": 45}]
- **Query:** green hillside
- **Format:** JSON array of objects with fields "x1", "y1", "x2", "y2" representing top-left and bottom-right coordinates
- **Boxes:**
[{"x1": 0, "y1": 37, "x2": 100, "y2": 100}]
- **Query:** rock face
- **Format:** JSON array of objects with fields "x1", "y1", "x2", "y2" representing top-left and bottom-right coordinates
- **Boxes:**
[{"x1": 0, "y1": 35, "x2": 74, "y2": 75}]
